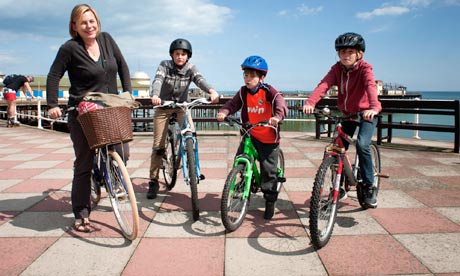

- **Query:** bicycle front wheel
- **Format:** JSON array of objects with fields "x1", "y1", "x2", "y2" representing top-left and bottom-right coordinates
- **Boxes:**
[
  {"x1": 106, "y1": 150, "x2": 139, "y2": 240},
  {"x1": 357, "y1": 143, "x2": 381, "y2": 209},
  {"x1": 162, "y1": 129, "x2": 177, "y2": 190},
  {"x1": 276, "y1": 148, "x2": 285, "y2": 192},
  {"x1": 221, "y1": 164, "x2": 250, "y2": 232},
  {"x1": 185, "y1": 137, "x2": 199, "y2": 221},
  {"x1": 309, "y1": 155, "x2": 340, "y2": 249}
]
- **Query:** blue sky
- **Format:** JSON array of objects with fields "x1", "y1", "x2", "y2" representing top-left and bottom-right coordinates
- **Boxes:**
[{"x1": 0, "y1": 0, "x2": 459, "y2": 92}]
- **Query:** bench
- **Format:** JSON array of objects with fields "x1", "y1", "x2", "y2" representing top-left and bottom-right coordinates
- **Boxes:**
[
  {"x1": 313, "y1": 98, "x2": 460, "y2": 153},
  {"x1": 376, "y1": 99, "x2": 459, "y2": 153}
]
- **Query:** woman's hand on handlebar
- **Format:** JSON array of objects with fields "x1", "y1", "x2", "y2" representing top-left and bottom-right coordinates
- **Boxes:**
[
  {"x1": 151, "y1": 95, "x2": 161, "y2": 106},
  {"x1": 303, "y1": 104, "x2": 315, "y2": 115},
  {"x1": 49, "y1": 106, "x2": 62, "y2": 119}
]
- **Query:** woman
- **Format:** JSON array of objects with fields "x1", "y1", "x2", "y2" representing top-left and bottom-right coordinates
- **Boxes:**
[{"x1": 46, "y1": 4, "x2": 132, "y2": 232}]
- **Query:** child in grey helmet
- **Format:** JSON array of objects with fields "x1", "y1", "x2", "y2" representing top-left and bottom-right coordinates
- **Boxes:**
[{"x1": 147, "y1": 38, "x2": 220, "y2": 199}]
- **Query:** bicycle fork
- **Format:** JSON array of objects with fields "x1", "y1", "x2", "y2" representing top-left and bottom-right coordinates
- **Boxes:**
[{"x1": 180, "y1": 133, "x2": 202, "y2": 184}]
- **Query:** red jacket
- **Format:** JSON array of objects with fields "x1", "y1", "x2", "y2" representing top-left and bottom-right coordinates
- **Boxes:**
[
  {"x1": 219, "y1": 84, "x2": 288, "y2": 143},
  {"x1": 305, "y1": 60, "x2": 381, "y2": 115}
]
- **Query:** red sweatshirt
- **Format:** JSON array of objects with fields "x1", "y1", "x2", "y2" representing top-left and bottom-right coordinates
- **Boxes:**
[{"x1": 305, "y1": 59, "x2": 381, "y2": 115}]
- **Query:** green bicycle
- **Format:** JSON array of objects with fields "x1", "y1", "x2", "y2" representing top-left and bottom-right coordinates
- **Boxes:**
[{"x1": 220, "y1": 116, "x2": 286, "y2": 232}]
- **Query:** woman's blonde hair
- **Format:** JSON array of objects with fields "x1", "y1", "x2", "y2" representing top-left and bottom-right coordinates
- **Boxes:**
[{"x1": 69, "y1": 4, "x2": 101, "y2": 38}]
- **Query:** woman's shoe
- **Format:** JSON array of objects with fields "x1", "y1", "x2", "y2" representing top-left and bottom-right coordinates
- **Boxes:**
[{"x1": 74, "y1": 218, "x2": 91, "y2": 232}]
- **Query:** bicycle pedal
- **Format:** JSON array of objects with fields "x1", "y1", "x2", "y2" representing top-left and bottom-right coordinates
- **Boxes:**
[
  {"x1": 277, "y1": 177, "x2": 286, "y2": 183},
  {"x1": 199, "y1": 174, "x2": 205, "y2": 180}
]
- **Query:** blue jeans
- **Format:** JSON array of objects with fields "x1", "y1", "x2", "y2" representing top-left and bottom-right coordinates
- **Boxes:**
[{"x1": 341, "y1": 118, "x2": 377, "y2": 186}]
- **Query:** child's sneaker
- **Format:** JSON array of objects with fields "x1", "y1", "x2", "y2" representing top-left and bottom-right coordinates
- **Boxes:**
[
  {"x1": 339, "y1": 187, "x2": 347, "y2": 200},
  {"x1": 264, "y1": 201, "x2": 275, "y2": 220}
]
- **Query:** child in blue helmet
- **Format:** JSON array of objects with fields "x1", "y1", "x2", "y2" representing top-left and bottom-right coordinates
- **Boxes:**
[{"x1": 217, "y1": 55, "x2": 288, "y2": 219}]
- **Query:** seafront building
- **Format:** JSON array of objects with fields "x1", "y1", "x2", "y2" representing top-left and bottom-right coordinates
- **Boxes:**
[{"x1": 0, "y1": 71, "x2": 152, "y2": 99}]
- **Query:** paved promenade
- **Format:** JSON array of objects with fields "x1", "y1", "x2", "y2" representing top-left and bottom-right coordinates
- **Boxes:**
[{"x1": 0, "y1": 123, "x2": 459, "y2": 276}]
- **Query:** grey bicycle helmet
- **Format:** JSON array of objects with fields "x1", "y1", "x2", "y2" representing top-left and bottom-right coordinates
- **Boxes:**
[
  {"x1": 169, "y1": 38, "x2": 193, "y2": 58},
  {"x1": 335, "y1": 32, "x2": 366, "y2": 52}
]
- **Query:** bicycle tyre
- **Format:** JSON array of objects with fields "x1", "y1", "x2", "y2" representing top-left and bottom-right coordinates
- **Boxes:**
[
  {"x1": 90, "y1": 154, "x2": 102, "y2": 209},
  {"x1": 276, "y1": 148, "x2": 285, "y2": 192},
  {"x1": 162, "y1": 129, "x2": 177, "y2": 190},
  {"x1": 221, "y1": 164, "x2": 250, "y2": 232},
  {"x1": 106, "y1": 150, "x2": 139, "y2": 240},
  {"x1": 309, "y1": 155, "x2": 339, "y2": 249},
  {"x1": 357, "y1": 143, "x2": 381, "y2": 209},
  {"x1": 90, "y1": 173, "x2": 101, "y2": 209},
  {"x1": 185, "y1": 136, "x2": 200, "y2": 221}
]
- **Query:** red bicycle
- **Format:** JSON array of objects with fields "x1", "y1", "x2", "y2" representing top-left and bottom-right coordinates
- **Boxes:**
[{"x1": 309, "y1": 108, "x2": 389, "y2": 249}]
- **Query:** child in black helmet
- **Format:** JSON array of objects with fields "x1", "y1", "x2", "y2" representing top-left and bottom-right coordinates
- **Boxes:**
[
  {"x1": 147, "y1": 38, "x2": 220, "y2": 199},
  {"x1": 303, "y1": 32, "x2": 382, "y2": 208},
  {"x1": 217, "y1": 55, "x2": 288, "y2": 219}
]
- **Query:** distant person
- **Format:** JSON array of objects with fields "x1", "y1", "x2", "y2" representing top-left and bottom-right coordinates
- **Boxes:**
[
  {"x1": 302, "y1": 32, "x2": 382, "y2": 208},
  {"x1": 147, "y1": 38, "x2": 220, "y2": 199},
  {"x1": 46, "y1": 4, "x2": 132, "y2": 232},
  {"x1": 216, "y1": 55, "x2": 288, "y2": 219},
  {"x1": 2, "y1": 74, "x2": 35, "y2": 127}
]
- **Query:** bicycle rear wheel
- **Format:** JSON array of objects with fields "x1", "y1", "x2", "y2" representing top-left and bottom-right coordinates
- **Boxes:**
[
  {"x1": 162, "y1": 129, "x2": 177, "y2": 190},
  {"x1": 185, "y1": 136, "x2": 200, "y2": 221},
  {"x1": 309, "y1": 155, "x2": 339, "y2": 249},
  {"x1": 221, "y1": 164, "x2": 250, "y2": 232},
  {"x1": 106, "y1": 150, "x2": 139, "y2": 240},
  {"x1": 357, "y1": 143, "x2": 381, "y2": 209}
]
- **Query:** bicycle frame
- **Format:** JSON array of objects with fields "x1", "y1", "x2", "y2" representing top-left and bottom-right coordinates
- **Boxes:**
[
  {"x1": 159, "y1": 98, "x2": 210, "y2": 185},
  {"x1": 93, "y1": 145, "x2": 128, "y2": 196},
  {"x1": 233, "y1": 136, "x2": 261, "y2": 200},
  {"x1": 323, "y1": 118, "x2": 361, "y2": 203},
  {"x1": 175, "y1": 109, "x2": 202, "y2": 184}
]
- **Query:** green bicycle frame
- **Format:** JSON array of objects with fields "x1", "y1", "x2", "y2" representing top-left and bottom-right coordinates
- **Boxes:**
[{"x1": 231, "y1": 136, "x2": 261, "y2": 200}]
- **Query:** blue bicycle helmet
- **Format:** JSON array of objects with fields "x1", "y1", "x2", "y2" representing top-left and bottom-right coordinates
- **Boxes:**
[
  {"x1": 241, "y1": 55, "x2": 268, "y2": 75},
  {"x1": 335, "y1": 32, "x2": 366, "y2": 52}
]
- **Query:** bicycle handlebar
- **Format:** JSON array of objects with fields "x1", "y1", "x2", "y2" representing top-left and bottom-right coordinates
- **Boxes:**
[
  {"x1": 153, "y1": 97, "x2": 211, "y2": 110},
  {"x1": 224, "y1": 116, "x2": 274, "y2": 130}
]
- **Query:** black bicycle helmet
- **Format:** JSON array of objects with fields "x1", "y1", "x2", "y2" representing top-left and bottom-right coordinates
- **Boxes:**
[
  {"x1": 169, "y1": 38, "x2": 193, "y2": 58},
  {"x1": 335, "y1": 32, "x2": 366, "y2": 52}
]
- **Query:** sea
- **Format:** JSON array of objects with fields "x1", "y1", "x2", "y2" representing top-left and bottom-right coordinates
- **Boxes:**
[{"x1": 220, "y1": 90, "x2": 459, "y2": 142}]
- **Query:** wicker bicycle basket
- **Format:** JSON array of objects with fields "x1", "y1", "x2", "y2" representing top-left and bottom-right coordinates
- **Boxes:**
[{"x1": 77, "y1": 106, "x2": 133, "y2": 149}]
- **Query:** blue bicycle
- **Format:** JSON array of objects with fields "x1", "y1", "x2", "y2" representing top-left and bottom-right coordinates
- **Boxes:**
[
  {"x1": 155, "y1": 97, "x2": 210, "y2": 221},
  {"x1": 78, "y1": 106, "x2": 139, "y2": 240}
]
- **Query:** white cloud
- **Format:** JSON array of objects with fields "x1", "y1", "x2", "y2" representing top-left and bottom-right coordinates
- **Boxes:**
[
  {"x1": 401, "y1": 0, "x2": 431, "y2": 7},
  {"x1": 356, "y1": 6, "x2": 410, "y2": 20},
  {"x1": 297, "y1": 4, "x2": 323, "y2": 15},
  {"x1": 105, "y1": 0, "x2": 232, "y2": 35}
]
